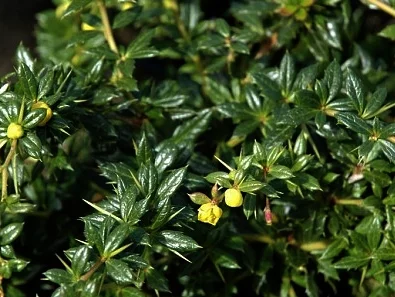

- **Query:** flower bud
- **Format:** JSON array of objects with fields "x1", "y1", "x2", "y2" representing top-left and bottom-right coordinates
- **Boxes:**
[
  {"x1": 224, "y1": 188, "x2": 243, "y2": 207},
  {"x1": 32, "y1": 102, "x2": 53, "y2": 126},
  {"x1": 7, "y1": 123, "x2": 24, "y2": 139},
  {"x1": 264, "y1": 198, "x2": 272, "y2": 225},
  {"x1": 264, "y1": 207, "x2": 272, "y2": 225},
  {"x1": 211, "y1": 183, "x2": 219, "y2": 199}
]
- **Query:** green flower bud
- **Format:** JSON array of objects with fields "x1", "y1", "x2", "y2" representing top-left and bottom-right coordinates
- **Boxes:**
[{"x1": 7, "y1": 123, "x2": 24, "y2": 139}]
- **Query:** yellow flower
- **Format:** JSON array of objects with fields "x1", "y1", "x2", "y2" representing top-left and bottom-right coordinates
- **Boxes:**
[
  {"x1": 163, "y1": 0, "x2": 178, "y2": 11},
  {"x1": 198, "y1": 203, "x2": 223, "y2": 226},
  {"x1": 81, "y1": 23, "x2": 97, "y2": 31},
  {"x1": 224, "y1": 188, "x2": 243, "y2": 207}
]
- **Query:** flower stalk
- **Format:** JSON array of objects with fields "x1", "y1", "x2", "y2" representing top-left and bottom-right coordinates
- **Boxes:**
[
  {"x1": 1, "y1": 139, "x2": 18, "y2": 202},
  {"x1": 97, "y1": 0, "x2": 118, "y2": 54}
]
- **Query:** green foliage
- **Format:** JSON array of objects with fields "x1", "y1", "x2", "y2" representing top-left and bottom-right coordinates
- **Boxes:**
[{"x1": 0, "y1": 0, "x2": 395, "y2": 296}]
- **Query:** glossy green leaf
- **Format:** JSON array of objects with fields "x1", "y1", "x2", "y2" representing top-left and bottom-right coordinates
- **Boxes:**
[
  {"x1": 125, "y1": 30, "x2": 158, "y2": 59},
  {"x1": 171, "y1": 109, "x2": 212, "y2": 143},
  {"x1": 150, "y1": 95, "x2": 187, "y2": 108},
  {"x1": 63, "y1": 0, "x2": 94, "y2": 17},
  {"x1": 215, "y1": 19, "x2": 230, "y2": 37},
  {"x1": 0, "y1": 223, "x2": 24, "y2": 246},
  {"x1": 118, "y1": 287, "x2": 147, "y2": 297},
  {"x1": 345, "y1": 69, "x2": 365, "y2": 113},
  {"x1": 239, "y1": 180, "x2": 264, "y2": 192},
  {"x1": 293, "y1": 173, "x2": 322, "y2": 191},
  {"x1": 279, "y1": 52, "x2": 295, "y2": 96},
  {"x1": 205, "y1": 77, "x2": 233, "y2": 104},
  {"x1": 363, "y1": 88, "x2": 387, "y2": 119},
  {"x1": 378, "y1": 139, "x2": 395, "y2": 163},
  {"x1": 122, "y1": 254, "x2": 150, "y2": 269},
  {"x1": 333, "y1": 256, "x2": 370, "y2": 269},
  {"x1": 157, "y1": 166, "x2": 187, "y2": 201},
  {"x1": 269, "y1": 165, "x2": 294, "y2": 179},
  {"x1": 113, "y1": 6, "x2": 142, "y2": 29},
  {"x1": 374, "y1": 247, "x2": 395, "y2": 261},
  {"x1": 380, "y1": 123, "x2": 395, "y2": 139},
  {"x1": 155, "y1": 230, "x2": 201, "y2": 252},
  {"x1": 335, "y1": 112, "x2": 371, "y2": 135},
  {"x1": 71, "y1": 246, "x2": 89, "y2": 277},
  {"x1": 43, "y1": 269, "x2": 72, "y2": 285},
  {"x1": 320, "y1": 238, "x2": 348, "y2": 260},
  {"x1": 350, "y1": 231, "x2": 370, "y2": 253},
  {"x1": 188, "y1": 192, "x2": 211, "y2": 205},
  {"x1": 293, "y1": 63, "x2": 319, "y2": 90},
  {"x1": 22, "y1": 109, "x2": 46, "y2": 129},
  {"x1": 205, "y1": 171, "x2": 232, "y2": 188},
  {"x1": 306, "y1": 273, "x2": 319, "y2": 297},
  {"x1": 367, "y1": 216, "x2": 382, "y2": 251},
  {"x1": 212, "y1": 249, "x2": 241, "y2": 269},
  {"x1": 243, "y1": 193, "x2": 256, "y2": 220},
  {"x1": 106, "y1": 259, "x2": 134, "y2": 284},
  {"x1": 103, "y1": 223, "x2": 130, "y2": 255},
  {"x1": 18, "y1": 132, "x2": 43, "y2": 159},
  {"x1": 379, "y1": 24, "x2": 395, "y2": 40},
  {"x1": 136, "y1": 134, "x2": 152, "y2": 166},
  {"x1": 154, "y1": 144, "x2": 179, "y2": 173},
  {"x1": 17, "y1": 62, "x2": 37, "y2": 101},
  {"x1": 323, "y1": 60, "x2": 342, "y2": 103},
  {"x1": 119, "y1": 185, "x2": 138, "y2": 223},
  {"x1": 294, "y1": 90, "x2": 320, "y2": 108},
  {"x1": 15, "y1": 43, "x2": 34, "y2": 70},
  {"x1": 151, "y1": 197, "x2": 171, "y2": 229},
  {"x1": 318, "y1": 259, "x2": 339, "y2": 280},
  {"x1": 145, "y1": 269, "x2": 170, "y2": 292},
  {"x1": 138, "y1": 162, "x2": 158, "y2": 197},
  {"x1": 364, "y1": 171, "x2": 392, "y2": 187},
  {"x1": 250, "y1": 72, "x2": 282, "y2": 101},
  {"x1": 368, "y1": 259, "x2": 385, "y2": 284}
]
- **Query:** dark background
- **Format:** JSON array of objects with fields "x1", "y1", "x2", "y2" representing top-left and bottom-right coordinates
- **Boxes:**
[{"x1": 0, "y1": 0, "x2": 53, "y2": 75}]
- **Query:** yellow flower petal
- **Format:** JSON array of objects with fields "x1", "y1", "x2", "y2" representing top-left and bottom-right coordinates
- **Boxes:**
[{"x1": 197, "y1": 203, "x2": 222, "y2": 226}]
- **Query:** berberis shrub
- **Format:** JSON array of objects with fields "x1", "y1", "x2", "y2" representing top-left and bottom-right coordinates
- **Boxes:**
[{"x1": 0, "y1": 0, "x2": 395, "y2": 296}]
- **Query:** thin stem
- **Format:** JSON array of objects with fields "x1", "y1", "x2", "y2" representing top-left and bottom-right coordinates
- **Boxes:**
[
  {"x1": 80, "y1": 257, "x2": 105, "y2": 281},
  {"x1": 335, "y1": 198, "x2": 364, "y2": 206},
  {"x1": 1, "y1": 139, "x2": 18, "y2": 201},
  {"x1": 242, "y1": 234, "x2": 275, "y2": 244},
  {"x1": 0, "y1": 277, "x2": 3, "y2": 297},
  {"x1": 301, "y1": 124, "x2": 323, "y2": 163},
  {"x1": 97, "y1": 0, "x2": 119, "y2": 54},
  {"x1": 175, "y1": 14, "x2": 190, "y2": 42},
  {"x1": 366, "y1": 0, "x2": 395, "y2": 17},
  {"x1": 12, "y1": 153, "x2": 18, "y2": 196}
]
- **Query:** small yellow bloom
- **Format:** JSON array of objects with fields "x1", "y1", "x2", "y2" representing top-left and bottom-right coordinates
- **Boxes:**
[
  {"x1": 163, "y1": 0, "x2": 178, "y2": 11},
  {"x1": 81, "y1": 23, "x2": 97, "y2": 31},
  {"x1": 198, "y1": 203, "x2": 223, "y2": 226},
  {"x1": 120, "y1": 2, "x2": 133, "y2": 10},
  {"x1": 55, "y1": 1, "x2": 70, "y2": 19},
  {"x1": 224, "y1": 188, "x2": 243, "y2": 207},
  {"x1": 7, "y1": 123, "x2": 24, "y2": 139}
]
